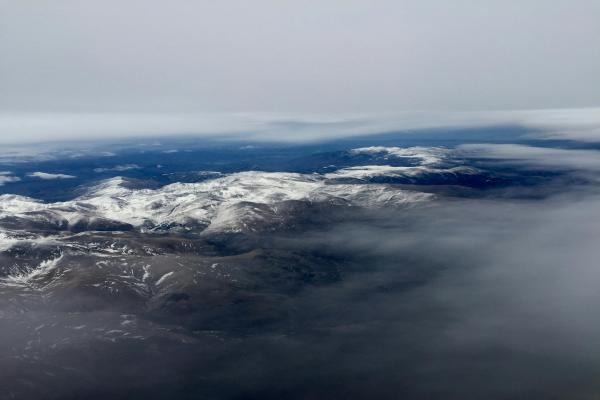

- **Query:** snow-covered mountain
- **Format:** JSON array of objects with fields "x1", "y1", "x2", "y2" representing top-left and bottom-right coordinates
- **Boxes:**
[
  {"x1": 0, "y1": 147, "x2": 464, "y2": 244},
  {"x1": 0, "y1": 161, "x2": 443, "y2": 238}
]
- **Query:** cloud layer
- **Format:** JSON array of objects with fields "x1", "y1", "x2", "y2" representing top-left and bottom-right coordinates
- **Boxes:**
[
  {"x1": 1, "y1": 107, "x2": 600, "y2": 144},
  {"x1": 1, "y1": 1, "x2": 599, "y2": 144}
]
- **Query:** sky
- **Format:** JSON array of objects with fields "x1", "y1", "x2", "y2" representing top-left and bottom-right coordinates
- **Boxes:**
[{"x1": 1, "y1": 0, "x2": 599, "y2": 143}]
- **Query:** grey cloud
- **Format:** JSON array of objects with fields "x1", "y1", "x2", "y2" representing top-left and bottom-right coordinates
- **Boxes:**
[
  {"x1": 268, "y1": 192, "x2": 600, "y2": 398},
  {"x1": 0, "y1": 108, "x2": 599, "y2": 145},
  {"x1": 458, "y1": 143, "x2": 600, "y2": 170},
  {"x1": 0, "y1": 1, "x2": 599, "y2": 141}
]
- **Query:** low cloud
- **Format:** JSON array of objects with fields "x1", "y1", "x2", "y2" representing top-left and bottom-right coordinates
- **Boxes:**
[
  {"x1": 259, "y1": 191, "x2": 600, "y2": 398},
  {"x1": 94, "y1": 164, "x2": 141, "y2": 173},
  {"x1": 0, "y1": 171, "x2": 20, "y2": 186},
  {"x1": 28, "y1": 172, "x2": 76, "y2": 180},
  {"x1": 458, "y1": 143, "x2": 600, "y2": 170}
]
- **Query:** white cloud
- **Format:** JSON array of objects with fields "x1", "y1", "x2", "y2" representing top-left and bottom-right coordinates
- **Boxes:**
[
  {"x1": 94, "y1": 164, "x2": 141, "y2": 173},
  {"x1": 0, "y1": 171, "x2": 20, "y2": 186},
  {"x1": 28, "y1": 172, "x2": 76, "y2": 180}
]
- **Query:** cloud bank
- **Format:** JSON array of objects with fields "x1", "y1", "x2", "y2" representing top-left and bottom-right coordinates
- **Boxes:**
[
  {"x1": 0, "y1": 108, "x2": 599, "y2": 145},
  {"x1": 458, "y1": 143, "x2": 600, "y2": 170}
]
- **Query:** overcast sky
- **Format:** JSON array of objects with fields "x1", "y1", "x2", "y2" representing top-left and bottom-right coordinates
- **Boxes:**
[{"x1": 1, "y1": 0, "x2": 599, "y2": 142}]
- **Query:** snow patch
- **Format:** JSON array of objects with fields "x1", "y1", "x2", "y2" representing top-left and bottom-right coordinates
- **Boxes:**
[
  {"x1": 1, "y1": 254, "x2": 64, "y2": 287},
  {"x1": 155, "y1": 271, "x2": 174, "y2": 286}
]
